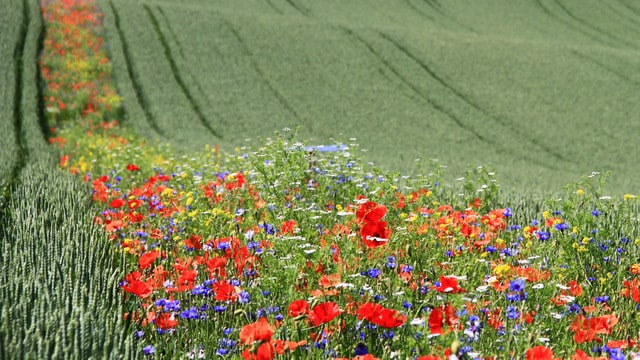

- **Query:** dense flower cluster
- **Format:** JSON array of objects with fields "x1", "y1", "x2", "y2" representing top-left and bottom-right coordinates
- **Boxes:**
[{"x1": 39, "y1": 0, "x2": 640, "y2": 359}]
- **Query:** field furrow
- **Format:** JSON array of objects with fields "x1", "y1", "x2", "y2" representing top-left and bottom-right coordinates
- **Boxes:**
[
  {"x1": 570, "y1": 49, "x2": 640, "y2": 87},
  {"x1": 96, "y1": 0, "x2": 640, "y2": 192},
  {"x1": 552, "y1": 0, "x2": 637, "y2": 49},
  {"x1": 341, "y1": 28, "x2": 491, "y2": 148},
  {"x1": 379, "y1": 32, "x2": 572, "y2": 167},
  {"x1": 283, "y1": 0, "x2": 310, "y2": 17},
  {"x1": 144, "y1": 5, "x2": 223, "y2": 139},
  {"x1": 156, "y1": 7, "x2": 186, "y2": 59},
  {"x1": 221, "y1": 18, "x2": 306, "y2": 127},
  {"x1": 533, "y1": 0, "x2": 613, "y2": 47},
  {"x1": 264, "y1": 0, "x2": 285, "y2": 15},
  {"x1": 108, "y1": 1, "x2": 165, "y2": 139},
  {"x1": 11, "y1": 0, "x2": 30, "y2": 185}
]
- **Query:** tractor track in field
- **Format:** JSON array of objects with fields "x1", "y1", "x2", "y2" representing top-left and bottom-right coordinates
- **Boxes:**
[
  {"x1": 10, "y1": 0, "x2": 30, "y2": 188},
  {"x1": 154, "y1": 5, "x2": 227, "y2": 131},
  {"x1": 35, "y1": 3, "x2": 49, "y2": 143},
  {"x1": 221, "y1": 18, "x2": 305, "y2": 127},
  {"x1": 570, "y1": 49, "x2": 640, "y2": 87},
  {"x1": 418, "y1": 0, "x2": 476, "y2": 32},
  {"x1": 264, "y1": 0, "x2": 284, "y2": 15},
  {"x1": 156, "y1": 7, "x2": 186, "y2": 59},
  {"x1": 283, "y1": 0, "x2": 310, "y2": 17},
  {"x1": 377, "y1": 31, "x2": 572, "y2": 166},
  {"x1": 402, "y1": 0, "x2": 438, "y2": 23},
  {"x1": 617, "y1": 0, "x2": 640, "y2": 16},
  {"x1": 533, "y1": 0, "x2": 613, "y2": 48},
  {"x1": 601, "y1": 2, "x2": 640, "y2": 33},
  {"x1": 341, "y1": 28, "x2": 564, "y2": 172},
  {"x1": 339, "y1": 27, "x2": 499, "y2": 154},
  {"x1": 552, "y1": 0, "x2": 637, "y2": 49},
  {"x1": 144, "y1": 5, "x2": 223, "y2": 139},
  {"x1": 109, "y1": 1, "x2": 166, "y2": 138}
]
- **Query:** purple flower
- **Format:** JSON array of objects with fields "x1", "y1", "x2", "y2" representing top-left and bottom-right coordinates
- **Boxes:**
[
  {"x1": 142, "y1": 345, "x2": 155, "y2": 355},
  {"x1": 509, "y1": 278, "x2": 526, "y2": 292}
]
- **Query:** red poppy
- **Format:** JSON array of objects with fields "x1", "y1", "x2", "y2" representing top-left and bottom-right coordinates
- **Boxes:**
[
  {"x1": 360, "y1": 220, "x2": 391, "y2": 248},
  {"x1": 621, "y1": 278, "x2": 640, "y2": 303},
  {"x1": 126, "y1": 163, "x2": 139, "y2": 171},
  {"x1": 240, "y1": 318, "x2": 274, "y2": 344},
  {"x1": 274, "y1": 340, "x2": 307, "y2": 355},
  {"x1": 572, "y1": 349, "x2": 607, "y2": 360},
  {"x1": 122, "y1": 279, "x2": 153, "y2": 298},
  {"x1": 241, "y1": 341, "x2": 275, "y2": 360},
  {"x1": 525, "y1": 346, "x2": 557, "y2": 360},
  {"x1": 213, "y1": 281, "x2": 238, "y2": 302},
  {"x1": 357, "y1": 303, "x2": 406, "y2": 328},
  {"x1": 309, "y1": 302, "x2": 342, "y2": 326},
  {"x1": 432, "y1": 276, "x2": 465, "y2": 294},
  {"x1": 155, "y1": 312, "x2": 178, "y2": 330},
  {"x1": 109, "y1": 198, "x2": 125, "y2": 208},
  {"x1": 428, "y1": 304, "x2": 459, "y2": 335},
  {"x1": 356, "y1": 201, "x2": 387, "y2": 223},
  {"x1": 280, "y1": 220, "x2": 297, "y2": 235},
  {"x1": 570, "y1": 314, "x2": 619, "y2": 343},
  {"x1": 138, "y1": 250, "x2": 160, "y2": 270},
  {"x1": 288, "y1": 299, "x2": 310, "y2": 317}
]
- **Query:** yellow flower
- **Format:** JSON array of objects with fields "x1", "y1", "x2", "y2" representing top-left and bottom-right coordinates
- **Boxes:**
[
  {"x1": 576, "y1": 188, "x2": 584, "y2": 196},
  {"x1": 493, "y1": 264, "x2": 511, "y2": 277},
  {"x1": 624, "y1": 194, "x2": 638, "y2": 200}
]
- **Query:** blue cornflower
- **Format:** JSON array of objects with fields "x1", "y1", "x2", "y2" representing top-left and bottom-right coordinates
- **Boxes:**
[
  {"x1": 595, "y1": 295, "x2": 609, "y2": 303},
  {"x1": 180, "y1": 307, "x2": 199, "y2": 319},
  {"x1": 503, "y1": 208, "x2": 513, "y2": 217},
  {"x1": 216, "y1": 241, "x2": 230, "y2": 251},
  {"x1": 506, "y1": 306, "x2": 520, "y2": 320},
  {"x1": 555, "y1": 222, "x2": 569, "y2": 231},
  {"x1": 365, "y1": 268, "x2": 380, "y2": 279},
  {"x1": 164, "y1": 300, "x2": 181, "y2": 312},
  {"x1": 386, "y1": 256, "x2": 396, "y2": 269},
  {"x1": 592, "y1": 209, "x2": 602, "y2": 217},
  {"x1": 538, "y1": 231, "x2": 550, "y2": 241},
  {"x1": 142, "y1": 345, "x2": 155, "y2": 355},
  {"x1": 608, "y1": 347, "x2": 626, "y2": 360},
  {"x1": 238, "y1": 291, "x2": 250, "y2": 304},
  {"x1": 355, "y1": 343, "x2": 368, "y2": 356},
  {"x1": 486, "y1": 245, "x2": 497, "y2": 253},
  {"x1": 403, "y1": 300, "x2": 412, "y2": 309},
  {"x1": 568, "y1": 303, "x2": 581, "y2": 314},
  {"x1": 509, "y1": 278, "x2": 526, "y2": 292},
  {"x1": 191, "y1": 285, "x2": 210, "y2": 296},
  {"x1": 506, "y1": 293, "x2": 520, "y2": 302}
]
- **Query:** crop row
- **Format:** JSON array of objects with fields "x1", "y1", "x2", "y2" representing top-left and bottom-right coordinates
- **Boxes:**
[
  {"x1": 99, "y1": 0, "x2": 640, "y2": 194},
  {"x1": 0, "y1": 0, "x2": 140, "y2": 358}
]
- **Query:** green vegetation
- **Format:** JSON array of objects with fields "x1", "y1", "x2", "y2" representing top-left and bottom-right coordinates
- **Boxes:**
[
  {"x1": 2, "y1": 0, "x2": 640, "y2": 358},
  {"x1": 0, "y1": 1, "x2": 138, "y2": 358},
  {"x1": 100, "y1": 0, "x2": 640, "y2": 194}
]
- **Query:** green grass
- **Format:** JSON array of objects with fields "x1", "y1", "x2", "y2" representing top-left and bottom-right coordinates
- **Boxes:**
[
  {"x1": 99, "y1": 0, "x2": 640, "y2": 195},
  {"x1": 0, "y1": 1, "x2": 139, "y2": 358},
  {"x1": 0, "y1": 0, "x2": 24, "y2": 202}
]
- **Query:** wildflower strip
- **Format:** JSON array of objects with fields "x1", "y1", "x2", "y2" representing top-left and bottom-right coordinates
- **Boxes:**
[{"x1": 39, "y1": 0, "x2": 640, "y2": 359}]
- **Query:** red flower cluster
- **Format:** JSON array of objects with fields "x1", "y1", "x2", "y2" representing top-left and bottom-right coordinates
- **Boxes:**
[
  {"x1": 356, "y1": 201, "x2": 391, "y2": 248},
  {"x1": 357, "y1": 302, "x2": 406, "y2": 328}
]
